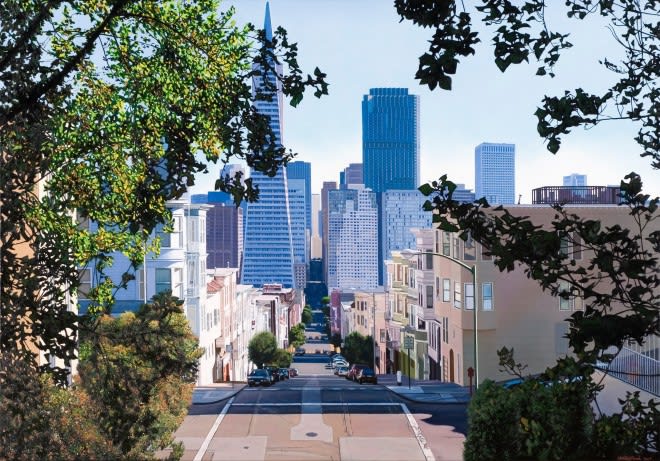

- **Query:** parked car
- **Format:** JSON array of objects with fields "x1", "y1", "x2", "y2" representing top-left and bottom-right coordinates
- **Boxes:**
[
  {"x1": 333, "y1": 360, "x2": 349, "y2": 370},
  {"x1": 335, "y1": 366, "x2": 349, "y2": 377},
  {"x1": 294, "y1": 347, "x2": 306, "y2": 356},
  {"x1": 357, "y1": 367, "x2": 378, "y2": 384},
  {"x1": 288, "y1": 368, "x2": 298, "y2": 377},
  {"x1": 278, "y1": 368, "x2": 290, "y2": 380},
  {"x1": 247, "y1": 369, "x2": 273, "y2": 387},
  {"x1": 347, "y1": 364, "x2": 369, "y2": 381},
  {"x1": 264, "y1": 366, "x2": 281, "y2": 382}
]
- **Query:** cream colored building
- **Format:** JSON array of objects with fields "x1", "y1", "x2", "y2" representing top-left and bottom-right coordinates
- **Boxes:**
[{"x1": 401, "y1": 205, "x2": 655, "y2": 387}]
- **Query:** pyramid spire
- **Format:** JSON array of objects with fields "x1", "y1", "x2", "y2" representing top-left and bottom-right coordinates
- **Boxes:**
[{"x1": 264, "y1": 1, "x2": 273, "y2": 41}]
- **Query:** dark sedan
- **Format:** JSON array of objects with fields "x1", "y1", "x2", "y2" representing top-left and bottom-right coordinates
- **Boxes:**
[
  {"x1": 357, "y1": 367, "x2": 378, "y2": 384},
  {"x1": 247, "y1": 369, "x2": 273, "y2": 387}
]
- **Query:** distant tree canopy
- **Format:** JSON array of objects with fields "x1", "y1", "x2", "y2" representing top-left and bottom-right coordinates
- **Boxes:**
[
  {"x1": 330, "y1": 333, "x2": 342, "y2": 349},
  {"x1": 398, "y1": 1, "x2": 659, "y2": 457},
  {"x1": 0, "y1": 0, "x2": 326, "y2": 382},
  {"x1": 301, "y1": 307, "x2": 313, "y2": 325},
  {"x1": 341, "y1": 332, "x2": 373, "y2": 366},
  {"x1": 248, "y1": 331, "x2": 278, "y2": 369},
  {"x1": 288, "y1": 322, "x2": 306, "y2": 348}
]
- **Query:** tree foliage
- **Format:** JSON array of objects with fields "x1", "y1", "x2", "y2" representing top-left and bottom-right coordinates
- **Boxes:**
[
  {"x1": 301, "y1": 306, "x2": 313, "y2": 325},
  {"x1": 341, "y1": 332, "x2": 373, "y2": 366},
  {"x1": 288, "y1": 322, "x2": 306, "y2": 348},
  {"x1": 77, "y1": 293, "x2": 201, "y2": 457},
  {"x1": 248, "y1": 331, "x2": 278, "y2": 369},
  {"x1": 330, "y1": 332, "x2": 342, "y2": 349},
  {"x1": 398, "y1": 1, "x2": 660, "y2": 455},
  {"x1": 0, "y1": 0, "x2": 327, "y2": 382},
  {"x1": 396, "y1": 0, "x2": 660, "y2": 163},
  {"x1": 272, "y1": 348, "x2": 292, "y2": 368}
]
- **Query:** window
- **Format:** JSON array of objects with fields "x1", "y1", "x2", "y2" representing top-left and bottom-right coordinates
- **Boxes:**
[
  {"x1": 572, "y1": 233, "x2": 582, "y2": 260},
  {"x1": 136, "y1": 268, "x2": 145, "y2": 300},
  {"x1": 559, "y1": 236, "x2": 569, "y2": 257},
  {"x1": 482, "y1": 283, "x2": 493, "y2": 310},
  {"x1": 426, "y1": 285, "x2": 434, "y2": 308},
  {"x1": 454, "y1": 282, "x2": 462, "y2": 308},
  {"x1": 463, "y1": 233, "x2": 476, "y2": 260},
  {"x1": 443, "y1": 279, "x2": 451, "y2": 302},
  {"x1": 380, "y1": 328, "x2": 386, "y2": 343},
  {"x1": 436, "y1": 277, "x2": 440, "y2": 298},
  {"x1": 442, "y1": 232, "x2": 451, "y2": 256},
  {"x1": 172, "y1": 267, "x2": 183, "y2": 298},
  {"x1": 481, "y1": 244, "x2": 492, "y2": 261},
  {"x1": 155, "y1": 268, "x2": 172, "y2": 294},
  {"x1": 425, "y1": 252, "x2": 433, "y2": 270},
  {"x1": 453, "y1": 237, "x2": 460, "y2": 259},
  {"x1": 443, "y1": 317, "x2": 449, "y2": 343},
  {"x1": 464, "y1": 283, "x2": 474, "y2": 310},
  {"x1": 559, "y1": 281, "x2": 572, "y2": 310},
  {"x1": 155, "y1": 224, "x2": 171, "y2": 247},
  {"x1": 78, "y1": 268, "x2": 91, "y2": 299}
]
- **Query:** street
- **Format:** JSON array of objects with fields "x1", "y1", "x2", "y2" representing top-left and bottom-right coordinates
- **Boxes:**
[{"x1": 173, "y1": 353, "x2": 466, "y2": 460}]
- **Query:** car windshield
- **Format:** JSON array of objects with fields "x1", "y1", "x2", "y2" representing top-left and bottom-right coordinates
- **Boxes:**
[
  {"x1": 362, "y1": 368, "x2": 374, "y2": 375},
  {"x1": 251, "y1": 370, "x2": 267, "y2": 376}
]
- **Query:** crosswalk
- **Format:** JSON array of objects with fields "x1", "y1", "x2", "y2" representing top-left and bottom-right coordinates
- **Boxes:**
[{"x1": 244, "y1": 385, "x2": 382, "y2": 392}]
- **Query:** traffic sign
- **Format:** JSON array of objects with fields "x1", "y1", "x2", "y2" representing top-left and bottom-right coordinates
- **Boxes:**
[{"x1": 403, "y1": 336, "x2": 414, "y2": 349}]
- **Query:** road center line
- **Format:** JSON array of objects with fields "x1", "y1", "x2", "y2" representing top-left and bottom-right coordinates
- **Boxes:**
[{"x1": 193, "y1": 397, "x2": 234, "y2": 461}]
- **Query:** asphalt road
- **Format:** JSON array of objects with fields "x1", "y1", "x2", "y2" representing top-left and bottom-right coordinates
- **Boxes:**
[{"x1": 176, "y1": 353, "x2": 467, "y2": 461}]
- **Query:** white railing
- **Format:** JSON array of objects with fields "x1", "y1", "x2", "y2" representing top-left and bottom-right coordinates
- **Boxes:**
[{"x1": 597, "y1": 335, "x2": 660, "y2": 397}]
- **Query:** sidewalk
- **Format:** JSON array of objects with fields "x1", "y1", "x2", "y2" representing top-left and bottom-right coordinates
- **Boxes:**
[
  {"x1": 377, "y1": 374, "x2": 472, "y2": 404},
  {"x1": 192, "y1": 382, "x2": 246, "y2": 404}
]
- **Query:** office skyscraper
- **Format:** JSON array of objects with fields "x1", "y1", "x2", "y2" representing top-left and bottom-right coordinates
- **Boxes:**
[
  {"x1": 340, "y1": 163, "x2": 363, "y2": 188},
  {"x1": 287, "y1": 160, "x2": 312, "y2": 265},
  {"x1": 474, "y1": 142, "x2": 516, "y2": 204},
  {"x1": 241, "y1": 2, "x2": 295, "y2": 288},
  {"x1": 563, "y1": 173, "x2": 587, "y2": 187},
  {"x1": 362, "y1": 88, "x2": 420, "y2": 193},
  {"x1": 327, "y1": 186, "x2": 378, "y2": 290}
]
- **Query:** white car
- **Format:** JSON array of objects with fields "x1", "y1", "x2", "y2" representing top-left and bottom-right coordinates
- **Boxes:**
[
  {"x1": 333, "y1": 360, "x2": 349, "y2": 370},
  {"x1": 335, "y1": 366, "x2": 349, "y2": 377}
]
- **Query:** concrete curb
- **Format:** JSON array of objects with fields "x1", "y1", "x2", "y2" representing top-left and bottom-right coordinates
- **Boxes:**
[
  {"x1": 192, "y1": 385, "x2": 246, "y2": 405},
  {"x1": 382, "y1": 385, "x2": 471, "y2": 405}
]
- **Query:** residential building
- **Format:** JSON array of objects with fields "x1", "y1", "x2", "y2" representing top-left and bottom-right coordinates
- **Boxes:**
[
  {"x1": 413, "y1": 204, "x2": 655, "y2": 388},
  {"x1": 474, "y1": 142, "x2": 515, "y2": 204},
  {"x1": 241, "y1": 3, "x2": 295, "y2": 288},
  {"x1": 79, "y1": 196, "x2": 220, "y2": 385},
  {"x1": 352, "y1": 290, "x2": 387, "y2": 374},
  {"x1": 327, "y1": 186, "x2": 379, "y2": 290},
  {"x1": 362, "y1": 88, "x2": 419, "y2": 193}
]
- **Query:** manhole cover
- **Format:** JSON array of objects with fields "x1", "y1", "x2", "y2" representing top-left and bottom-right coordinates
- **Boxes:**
[{"x1": 306, "y1": 432, "x2": 318, "y2": 437}]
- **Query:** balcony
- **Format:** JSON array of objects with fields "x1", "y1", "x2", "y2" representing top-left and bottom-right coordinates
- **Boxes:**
[{"x1": 414, "y1": 303, "x2": 438, "y2": 322}]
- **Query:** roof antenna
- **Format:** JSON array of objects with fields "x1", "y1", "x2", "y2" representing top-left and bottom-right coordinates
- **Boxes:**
[{"x1": 517, "y1": 194, "x2": 522, "y2": 204}]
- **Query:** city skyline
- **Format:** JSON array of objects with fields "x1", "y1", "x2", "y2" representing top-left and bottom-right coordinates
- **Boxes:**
[{"x1": 191, "y1": 0, "x2": 659, "y2": 202}]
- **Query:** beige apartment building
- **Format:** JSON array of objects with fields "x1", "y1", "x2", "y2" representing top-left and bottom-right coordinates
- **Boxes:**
[{"x1": 389, "y1": 205, "x2": 656, "y2": 388}]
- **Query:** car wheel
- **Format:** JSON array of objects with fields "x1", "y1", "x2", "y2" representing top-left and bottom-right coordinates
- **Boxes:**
[{"x1": 359, "y1": 379, "x2": 363, "y2": 384}]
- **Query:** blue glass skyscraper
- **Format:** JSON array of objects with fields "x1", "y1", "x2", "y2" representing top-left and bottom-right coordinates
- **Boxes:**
[
  {"x1": 362, "y1": 88, "x2": 420, "y2": 193},
  {"x1": 240, "y1": 2, "x2": 295, "y2": 288}
]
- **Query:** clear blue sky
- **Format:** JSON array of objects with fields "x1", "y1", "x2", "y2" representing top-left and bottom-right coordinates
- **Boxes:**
[{"x1": 191, "y1": 0, "x2": 659, "y2": 202}]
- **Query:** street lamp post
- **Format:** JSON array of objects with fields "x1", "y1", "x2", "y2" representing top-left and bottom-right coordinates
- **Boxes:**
[{"x1": 401, "y1": 249, "x2": 478, "y2": 390}]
